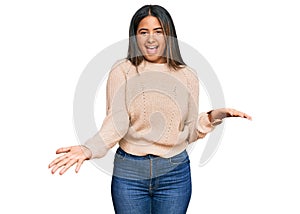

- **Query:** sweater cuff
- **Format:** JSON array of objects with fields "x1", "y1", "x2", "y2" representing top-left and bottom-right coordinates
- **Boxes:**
[
  {"x1": 197, "y1": 112, "x2": 222, "y2": 134},
  {"x1": 84, "y1": 133, "x2": 109, "y2": 159}
]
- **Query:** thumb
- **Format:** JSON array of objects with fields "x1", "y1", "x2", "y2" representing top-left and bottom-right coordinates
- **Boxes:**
[{"x1": 56, "y1": 147, "x2": 71, "y2": 154}]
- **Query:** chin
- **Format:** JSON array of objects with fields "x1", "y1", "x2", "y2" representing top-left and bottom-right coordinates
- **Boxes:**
[{"x1": 144, "y1": 55, "x2": 165, "y2": 63}]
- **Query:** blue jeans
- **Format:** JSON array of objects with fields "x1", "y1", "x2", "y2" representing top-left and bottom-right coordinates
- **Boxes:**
[{"x1": 111, "y1": 147, "x2": 192, "y2": 214}]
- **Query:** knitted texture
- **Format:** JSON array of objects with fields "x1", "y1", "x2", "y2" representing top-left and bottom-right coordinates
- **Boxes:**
[{"x1": 85, "y1": 59, "x2": 216, "y2": 158}]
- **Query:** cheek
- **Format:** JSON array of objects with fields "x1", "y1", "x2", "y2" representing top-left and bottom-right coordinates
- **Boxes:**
[
  {"x1": 158, "y1": 38, "x2": 166, "y2": 51},
  {"x1": 136, "y1": 37, "x2": 146, "y2": 50}
]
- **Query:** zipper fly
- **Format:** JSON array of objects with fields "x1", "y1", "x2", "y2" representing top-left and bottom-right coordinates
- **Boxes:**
[
  {"x1": 149, "y1": 158, "x2": 153, "y2": 195},
  {"x1": 150, "y1": 158, "x2": 153, "y2": 178}
]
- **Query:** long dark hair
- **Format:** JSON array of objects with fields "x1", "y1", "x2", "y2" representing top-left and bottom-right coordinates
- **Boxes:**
[{"x1": 127, "y1": 5, "x2": 186, "y2": 70}]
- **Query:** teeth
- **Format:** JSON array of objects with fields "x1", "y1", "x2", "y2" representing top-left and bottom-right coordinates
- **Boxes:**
[{"x1": 146, "y1": 46, "x2": 157, "y2": 49}]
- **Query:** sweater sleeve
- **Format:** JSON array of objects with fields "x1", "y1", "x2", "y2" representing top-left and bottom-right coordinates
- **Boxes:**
[
  {"x1": 184, "y1": 68, "x2": 218, "y2": 143},
  {"x1": 84, "y1": 62, "x2": 130, "y2": 159}
]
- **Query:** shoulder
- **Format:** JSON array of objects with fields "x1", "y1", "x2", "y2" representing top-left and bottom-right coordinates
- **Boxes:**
[
  {"x1": 105, "y1": 59, "x2": 130, "y2": 83},
  {"x1": 184, "y1": 66, "x2": 198, "y2": 79},
  {"x1": 111, "y1": 59, "x2": 133, "y2": 73},
  {"x1": 180, "y1": 65, "x2": 199, "y2": 87},
  {"x1": 108, "y1": 59, "x2": 134, "y2": 79}
]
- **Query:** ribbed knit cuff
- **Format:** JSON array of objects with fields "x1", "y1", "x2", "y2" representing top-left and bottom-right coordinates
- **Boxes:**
[
  {"x1": 197, "y1": 112, "x2": 222, "y2": 134},
  {"x1": 84, "y1": 133, "x2": 109, "y2": 159}
]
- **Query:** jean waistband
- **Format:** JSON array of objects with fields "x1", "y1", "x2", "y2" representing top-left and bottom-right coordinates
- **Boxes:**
[
  {"x1": 116, "y1": 147, "x2": 188, "y2": 160},
  {"x1": 113, "y1": 147, "x2": 190, "y2": 180},
  {"x1": 116, "y1": 147, "x2": 161, "y2": 160}
]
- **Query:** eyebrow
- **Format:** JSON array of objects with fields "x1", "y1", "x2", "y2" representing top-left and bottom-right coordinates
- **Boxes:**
[{"x1": 138, "y1": 27, "x2": 163, "y2": 32}]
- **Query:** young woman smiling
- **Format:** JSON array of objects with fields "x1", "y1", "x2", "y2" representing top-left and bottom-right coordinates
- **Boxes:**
[{"x1": 49, "y1": 5, "x2": 251, "y2": 214}]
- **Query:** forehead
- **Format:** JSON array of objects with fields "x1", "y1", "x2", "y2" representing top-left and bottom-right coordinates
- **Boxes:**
[{"x1": 137, "y1": 16, "x2": 162, "y2": 29}]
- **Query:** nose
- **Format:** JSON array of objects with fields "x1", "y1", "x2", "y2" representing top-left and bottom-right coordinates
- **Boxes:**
[{"x1": 147, "y1": 34, "x2": 155, "y2": 44}]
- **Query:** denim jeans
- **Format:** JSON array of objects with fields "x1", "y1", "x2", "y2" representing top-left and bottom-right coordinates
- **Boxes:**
[{"x1": 111, "y1": 147, "x2": 192, "y2": 214}]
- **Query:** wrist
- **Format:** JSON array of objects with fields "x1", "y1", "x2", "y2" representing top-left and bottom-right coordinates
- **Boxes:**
[
  {"x1": 207, "y1": 110, "x2": 213, "y2": 123},
  {"x1": 207, "y1": 110, "x2": 223, "y2": 126},
  {"x1": 81, "y1": 145, "x2": 92, "y2": 160}
]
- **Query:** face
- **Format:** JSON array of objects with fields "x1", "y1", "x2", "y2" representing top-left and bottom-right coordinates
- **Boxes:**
[{"x1": 136, "y1": 16, "x2": 166, "y2": 63}]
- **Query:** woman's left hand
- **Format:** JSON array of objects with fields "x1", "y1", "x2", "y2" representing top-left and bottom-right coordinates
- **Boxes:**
[{"x1": 209, "y1": 108, "x2": 252, "y2": 123}]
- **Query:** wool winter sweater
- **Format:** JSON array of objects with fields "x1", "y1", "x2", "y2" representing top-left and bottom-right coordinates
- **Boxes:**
[{"x1": 84, "y1": 59, "x2": 219, "y2": 159}]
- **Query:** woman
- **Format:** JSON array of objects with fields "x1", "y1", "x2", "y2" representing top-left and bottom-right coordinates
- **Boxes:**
[{"x1": 49, "y1": 5, "x2": 251, "y2": 214}]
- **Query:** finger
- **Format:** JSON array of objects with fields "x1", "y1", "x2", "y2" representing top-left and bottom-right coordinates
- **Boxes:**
[
  {"x1": 243, "y1": 113, "x2": 252, "y2": 120},
  {"x1": 51, "y1": 156, "x2": 71, "y2": 174},
  {"x1": 48, "y1": 154, "x2": 68, "y2": 168},
  {"x1": 56, "y1": 147, "x2": 71, "y2": 154},
  {"x1": 231, "y1": 110, "x2": 252, "y2": 120},
  {"x1": 225, "y1": 108, "x2": 236, "y2": 117},
  {"x1": 234, "y1": 111, "x2": 245, "y2": 118},
  {"x1": 75, "y1": 159, "x2": 85, "y2": 173},
  {"x1": 236, "y1": 111, "x2": 250, "y2": 119},
  {"x1": 233, "y1": 110, "x2": 243, "y2": 117},
  {"x1": 59, "y1": 159, "x2": 78, "y2": 175}
]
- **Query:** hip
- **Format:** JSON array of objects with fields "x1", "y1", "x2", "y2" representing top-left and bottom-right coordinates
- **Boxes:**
[{"x1": 113, "y1": 147, "x2": 190, "y2": 180}]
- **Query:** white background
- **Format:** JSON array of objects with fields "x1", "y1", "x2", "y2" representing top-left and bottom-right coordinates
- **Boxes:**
[{"x1": 1, "y1": 0, "x2": 299, "y2": 213}]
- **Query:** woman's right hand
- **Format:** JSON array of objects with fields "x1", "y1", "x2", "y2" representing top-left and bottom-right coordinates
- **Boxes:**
[{"x1": 48, "y1": 145, "x2": 92, "y2": 175}]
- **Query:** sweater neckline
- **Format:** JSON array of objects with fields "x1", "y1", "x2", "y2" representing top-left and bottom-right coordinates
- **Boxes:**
[{"x1": 138, "y1": 60, "x2": 171, "y2": 72}]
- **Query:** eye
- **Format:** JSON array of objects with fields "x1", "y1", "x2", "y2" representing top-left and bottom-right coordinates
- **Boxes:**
[
  {"x1": 155, "y1": 30, "x2": 163, "y2": 35},
  {"x1": 139, "y1": 31, "x2": 148, "y2": 36}
]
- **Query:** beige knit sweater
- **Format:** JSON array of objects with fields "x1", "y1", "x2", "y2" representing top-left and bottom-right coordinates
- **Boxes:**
[{"x1": 84, "y1": 59, "x2": 217, "y2": 158}]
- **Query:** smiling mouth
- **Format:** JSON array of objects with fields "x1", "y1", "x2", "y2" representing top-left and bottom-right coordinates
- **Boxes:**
[{"x1": 145, "y1": 45, "x2": 158, "y2": 54}]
